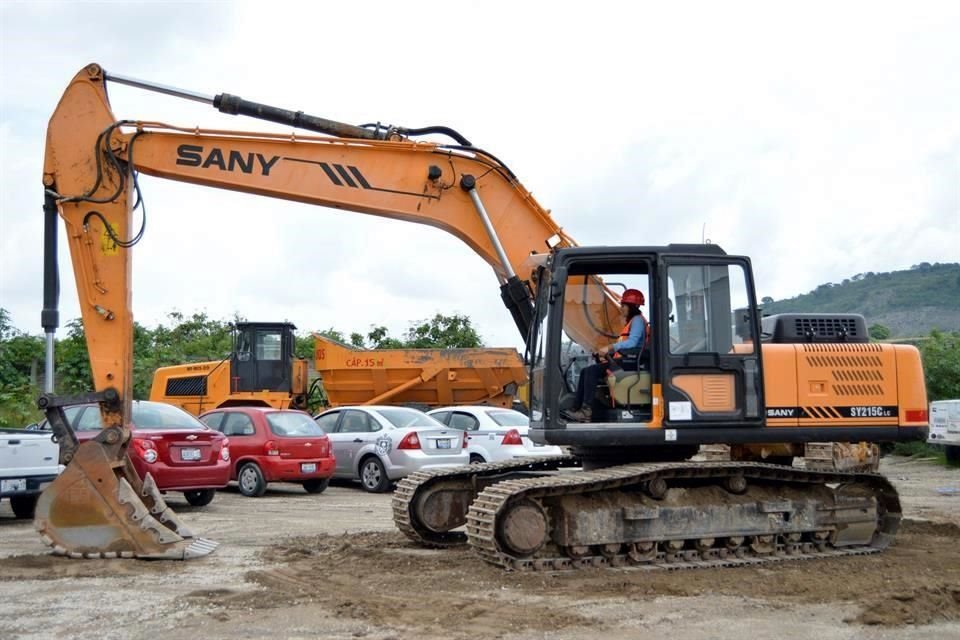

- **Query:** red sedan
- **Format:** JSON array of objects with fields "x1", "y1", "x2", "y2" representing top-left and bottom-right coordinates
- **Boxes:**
[
  {"x1": 63, "y1": 400, "x2": 231, "y2": 507},
  {"x1": 199, "y1": 407, "x2": 335, "y2": 497}
]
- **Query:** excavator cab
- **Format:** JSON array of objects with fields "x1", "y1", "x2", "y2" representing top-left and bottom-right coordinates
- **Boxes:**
[
  {"x1": 528, "y1": 244, "x2": 766, "y2": 464},
  {"x1": 230, "y1": 322, "x2": 298, "y2": 395}
]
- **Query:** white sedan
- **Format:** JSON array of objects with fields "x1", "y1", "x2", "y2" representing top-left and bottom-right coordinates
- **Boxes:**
[
  {"x1": 314, "y1": 406, "x2": 468, "y2": 492},
  {"x1": 426, "y1": 406, "x2": 564, "y2": 464}
]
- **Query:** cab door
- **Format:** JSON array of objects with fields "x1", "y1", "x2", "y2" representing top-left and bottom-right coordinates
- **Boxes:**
[
  {"x1": 232, "y1": 325, "x2": 293, "y2": 393},
  {"x1": 659, "y1": 257, "x2": 764, "y2": 429}
]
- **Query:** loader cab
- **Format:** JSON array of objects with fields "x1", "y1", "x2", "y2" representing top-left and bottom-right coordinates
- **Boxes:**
[
  {"x1": 231, "y1": 322, "x2": 297, "y2": 394},
  {"x1": 527, "y1": 245, "x2": 765, "y2": 461}
]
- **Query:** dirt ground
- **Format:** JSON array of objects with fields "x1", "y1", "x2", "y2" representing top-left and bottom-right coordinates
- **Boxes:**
[{"x1": 1, "y1": 456, "x2": 958, "y2": 640}]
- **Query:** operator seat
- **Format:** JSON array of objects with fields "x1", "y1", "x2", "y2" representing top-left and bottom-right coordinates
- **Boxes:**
[{"x1": 605, "y1": 348, "x2": 651, "y2": 407}]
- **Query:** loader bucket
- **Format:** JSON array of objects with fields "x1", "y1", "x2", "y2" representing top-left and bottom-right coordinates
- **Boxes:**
[{"x1": 33, "y1": 440, "x2": 217, "y2": 559}]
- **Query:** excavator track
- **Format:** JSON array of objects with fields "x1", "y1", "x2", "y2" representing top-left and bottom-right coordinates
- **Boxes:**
[
  {"x1": 465, "y1": 462, "x2": 901, "y2": 571},
  {"x1": 392, "y1": 455, "x2": 580, "y2": 547}
]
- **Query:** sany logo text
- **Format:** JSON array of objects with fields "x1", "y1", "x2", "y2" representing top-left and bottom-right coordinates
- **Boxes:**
[{"x1": 176, "y1": 144, "x2": 280, "y2": 176}]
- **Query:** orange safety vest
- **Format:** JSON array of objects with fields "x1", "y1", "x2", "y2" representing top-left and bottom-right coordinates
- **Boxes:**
[{"x1": 613, "y1": 314, "x2": 649, "y2": 358}]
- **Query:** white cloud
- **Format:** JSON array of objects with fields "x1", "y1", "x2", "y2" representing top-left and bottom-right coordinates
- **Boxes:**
[{"x1": 2, "y1": 1, "x2": 958, "y2": 353}]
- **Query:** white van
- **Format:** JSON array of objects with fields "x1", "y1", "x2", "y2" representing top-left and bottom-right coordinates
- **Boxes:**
[{"x1": 928, "y1": 399, "x2": 960, "y2": 464}]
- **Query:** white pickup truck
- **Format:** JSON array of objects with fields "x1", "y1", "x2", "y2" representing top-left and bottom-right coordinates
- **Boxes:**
[{"x1": 0, "y1": 428, "x2": 61, "y2": 518}]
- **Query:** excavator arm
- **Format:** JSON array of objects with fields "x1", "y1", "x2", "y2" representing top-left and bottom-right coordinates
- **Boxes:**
[{"x1": 37, "y1": 63, "x2": 621, "y2": 558}]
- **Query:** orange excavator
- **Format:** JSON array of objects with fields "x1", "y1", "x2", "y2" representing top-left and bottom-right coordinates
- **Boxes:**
[{"x1": 37, "y1": 63, "x2": 928, "y2": 566}]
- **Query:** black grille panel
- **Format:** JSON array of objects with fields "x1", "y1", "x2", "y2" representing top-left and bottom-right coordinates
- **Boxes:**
[
  {"x1": 165, "y1": 376, "x2": 207, "y2": 396},
  {"x1": 762, "y1": 314, "x2": 868, "y2": 344},
  {"x1": 794, "y1": 316, "x2": 861, "y2": 340}
]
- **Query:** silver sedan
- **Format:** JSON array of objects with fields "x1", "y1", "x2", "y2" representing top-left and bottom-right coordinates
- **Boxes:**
[{"x1": 314, "y1": 406, "x2": 469, "y2": 492}]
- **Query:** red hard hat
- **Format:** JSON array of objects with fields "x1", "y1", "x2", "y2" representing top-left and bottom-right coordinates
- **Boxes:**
[{"x1": 621, "y1": 289, "x2": 644, "y2": 306}]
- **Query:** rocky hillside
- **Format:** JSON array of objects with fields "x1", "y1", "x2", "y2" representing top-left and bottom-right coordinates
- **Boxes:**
[{"x1": 761, "y1": 262, "x2": 960, "y2": 338}]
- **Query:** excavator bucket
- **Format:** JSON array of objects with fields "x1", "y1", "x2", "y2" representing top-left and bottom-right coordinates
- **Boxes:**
[{"x1": 34, "y1": 441, "x2": 217, "y2": 559}]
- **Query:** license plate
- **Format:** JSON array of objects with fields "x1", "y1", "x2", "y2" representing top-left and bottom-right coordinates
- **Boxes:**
[
  {"x1": 436, "y1": 439, "x2": 451, "y2": 449},
  {"x1": 1, "y1": 478, "x2": 26, "y2": 492},
  {"x1": 301, "y1": 463, "x2": 317, "y2": 473},
  {"x1": 180, "y1": 447, "x2": 201, "y2": 461}
]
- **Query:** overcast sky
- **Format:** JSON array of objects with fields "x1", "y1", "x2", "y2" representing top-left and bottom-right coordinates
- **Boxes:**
[{"x1": 1, "y1": 1, "x2": 958, "y2": 350}]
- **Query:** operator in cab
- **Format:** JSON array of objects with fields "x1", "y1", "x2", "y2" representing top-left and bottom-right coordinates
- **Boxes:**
[{"x1": 566, "y1": 288, "x2": 649, "y2": 422}]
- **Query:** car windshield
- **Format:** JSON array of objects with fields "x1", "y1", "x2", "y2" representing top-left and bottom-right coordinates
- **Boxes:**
[
  {"x1": 267, "y1": 412, "x2": 325, "y2": 437},
  {"x1": 132, "y1": 402, "x2": 207, "y2": 430},
  {"x1": 376, "y1": 408, "x2": 442, "y2": 429},
  {"x1": 487, "y1": 410, "x2": 529, "y2": 427}
]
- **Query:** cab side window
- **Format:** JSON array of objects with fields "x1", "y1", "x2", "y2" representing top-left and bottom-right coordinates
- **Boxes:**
[{"x1": 256, "y1": 330, "x2": 282, "y2": 361}]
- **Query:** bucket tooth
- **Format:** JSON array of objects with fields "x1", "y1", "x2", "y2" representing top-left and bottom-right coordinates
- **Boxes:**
[{"x1": 140, "y1": 472, "x2": 195, "y2": 538}]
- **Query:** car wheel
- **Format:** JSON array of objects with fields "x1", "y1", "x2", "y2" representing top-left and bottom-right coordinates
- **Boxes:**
[
  {"x1": 183, "y1": 489, "x2": 216, "y2": 507},
  {"x1": 238, "y1": 462, "x2": 267, "y2": 497},
  {"x1": 469, "y1": 454, "x2": 486, "y2": 464},
  {"x1": 9, "y1": 494, "x2": 39, "y2": 519},
  {"x1": 302, "y1": 478, "x2": 330, "y2": 494},
  {"x1": 359, "y1": 457, "x2": 390, "y2": 493}
]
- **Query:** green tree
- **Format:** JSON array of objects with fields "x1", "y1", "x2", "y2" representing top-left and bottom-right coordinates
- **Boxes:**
[
  {"x1": 294, "y1": 333, "x2": 315, "y2": 359},
  {"x1": 0, "y1": 308, "x2": 14, "y2": 341},
  {"x1": 367, "y1": 325, "x2": 404, "y2": 349},
  {"x1": 0, "y1": 309, "x2": 44, "y2": 390},
  {"x1": 0, "y1": 309, "x2": 46, "y2": 427},
  {"x1": 403, "y1": 313, "x2": 483, "y2": 348},
  {"x1": 869, "y1": 324, "x2": 891, "y2": 341},
  {"x1": 56, "y1": 319, "x2": 93, "y2": 395},
  {"x1": 919, "y1": 329, "x2": 960, "y2": 401},
  {"x1": 316, "y1": 328, "x2": 347, "y2": 344}
]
